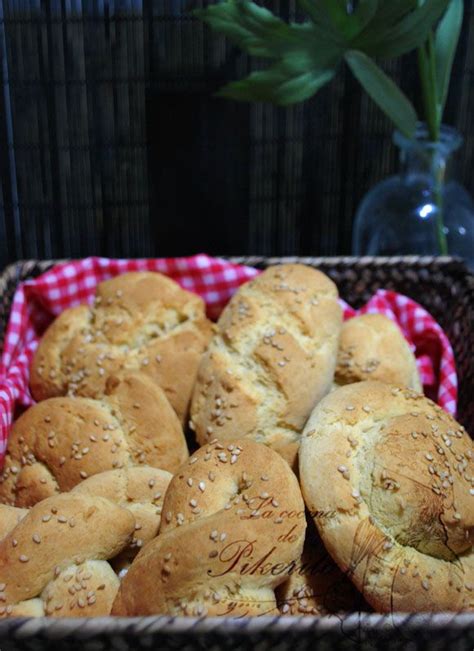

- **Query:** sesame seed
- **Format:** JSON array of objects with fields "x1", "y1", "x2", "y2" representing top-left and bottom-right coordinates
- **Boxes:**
[
  {"x1": 148, "y1": 479, "x2": 156, "y2": 488},
  {"x1": 337, "y1": 465, "x2": 348, "y2": 473},
  {"x1": 58, "y1": 516, "x2": 67, "y2": 523},
  {"x1": 190, "y1": 499, "x2": 197, "y2": 508},
  {"x1": 19, "y1": 555, "x2": 29, "y2": 562},
  {"x1": 12, "y1": 539, "x2": 17, "y2": 547},
  {"x1": 80, "y1": 471, "x2": 88, "y2": 479},
  {"x1": 198, "y1": 481, "x2": 206, "y2": 492},
  {"x1": 422, "y1": 580, "x2": 430, "y2": 591},
  {"x1": 209, "y1": 550, "x2": 218, "y2": 558},
  {"x1": 32, "y1": 534, "x2": 41, "y2": 544}
]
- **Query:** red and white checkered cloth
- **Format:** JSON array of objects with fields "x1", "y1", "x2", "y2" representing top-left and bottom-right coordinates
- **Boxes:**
[{"x1": 0, "y1": 255, "x2": 457, "y2": 461}]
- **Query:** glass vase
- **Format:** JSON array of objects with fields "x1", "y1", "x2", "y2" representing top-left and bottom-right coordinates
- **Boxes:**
[{"x1": 352, "y1": 124, "x2": 474, "y2": 269}]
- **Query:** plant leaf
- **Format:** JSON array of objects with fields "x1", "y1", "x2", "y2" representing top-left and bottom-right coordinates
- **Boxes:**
[
  {"x1": 195, "y1": 1, "x2": 300, "y2": 58},
  {"x1": 345, "y1": 50, "x2": 418, "y2": 136},
  {"x1": 349, "y1": 0, "x2": 380, "y2": 38},
  {"x1": 435, "y1": 0, "x2": 463, "y2": 113},
  {"x1": 195, "y1": 1, "x2": 338, "y2": 58},
  {"x1": 355, "y1": 0, "x2": 451, "y2": 58},
  {"x1": 217, "y1": 64, "x2": 335, "y2": 105},
  {"x1": 297, "y1": 0, "x2": 378, "y2": 41}
]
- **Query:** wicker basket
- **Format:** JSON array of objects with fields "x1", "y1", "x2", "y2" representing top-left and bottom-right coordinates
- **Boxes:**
[{"x1": 0, "y1": 256, "x2": 473, "y2": 651}]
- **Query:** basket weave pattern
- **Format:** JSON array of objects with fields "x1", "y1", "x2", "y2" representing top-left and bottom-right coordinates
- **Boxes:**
[{"x1": 0, "y1": 256, "x2": 473, "y2": 650}]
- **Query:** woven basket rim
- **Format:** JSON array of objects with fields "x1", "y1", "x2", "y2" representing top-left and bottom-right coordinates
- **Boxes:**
[{"x1": 0, "y1": 611, "x2": 473, "y2": 637}]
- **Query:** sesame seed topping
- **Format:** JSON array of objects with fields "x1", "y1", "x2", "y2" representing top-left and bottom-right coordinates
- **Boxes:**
[
  {"x1": 19, "y1": 554, "x2": 29, "y2": 562},
  {"x1": 337, "y1": 465, "x2": 348, "y2": 473},
  {"x1": 32, "y1": 534, "x2": 41, "y2": 544},
  {"x1": 198, "y1": 481, "x2": 206, "y2": 492}
]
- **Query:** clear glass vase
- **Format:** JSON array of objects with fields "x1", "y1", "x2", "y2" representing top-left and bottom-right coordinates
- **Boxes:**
[{"x1": 352, "y1": 124, "x2": 474, "y2": 269}]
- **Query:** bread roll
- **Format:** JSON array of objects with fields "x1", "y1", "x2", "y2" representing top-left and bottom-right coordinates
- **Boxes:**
[
  {"x1": 112, "y1": 439, "x2": 306, "y2": 616},
  {"x1": 190, "y1": 264, "x2": 342, "y2": 459},
  {"x1": 0, "y1": 374, "x2": 187, "y2": 507},
  {"x1": 0, "y1": 493, "x2": 134, "y2": 617},
  {"x1": 335, "y1": 314, "x2": 421, "y2": 390},
  {"x1": 30, "y1": 271, "x2": 214, "y2": 423},
  {"x1": 300, "y1": 381, "x2": 474, "y2": 613},
  {"x1": 72, "y1": 465, "x2": 172, "y2": 568},
  {"x1": 0, "y1": 504, "x2": 28, "y2": 539},
  {"x1": 276, "y1": 516, "x2": 369, "y2": 615}
]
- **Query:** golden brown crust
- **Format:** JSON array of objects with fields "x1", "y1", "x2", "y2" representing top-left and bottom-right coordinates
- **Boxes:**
[
  {"x1": 335, "y1": 314, "x2": 421, "y2": 390},
  {"x1": 30, "y1": 272, "x2": 214, "y2": 423},
  {"x1": 72, "y1": 466, "x2": 172, "y2": 567},
  {"x1": 299, "y1": 381, "x2": 474, "y2": 613},
  {"x1": 0, "y1": 493, "x2": 134, "y2": 617},
  {"x1": 0, "y1": 374, "x2": 186, "y2": 507},
  {"x1": 112, "y1": 439, "x2": 306, "y2": 617},
  {"x1": 0, "y1": 505, "x2": 28, "y2": 539},
  {"x1": 190, "y1": 264, "x2": 342, "y2": 452}
]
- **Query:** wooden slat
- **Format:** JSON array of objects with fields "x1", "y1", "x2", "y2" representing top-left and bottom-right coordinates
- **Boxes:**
[{"x1": 0, "y1": 0, "x2": 473, "y2": 266}]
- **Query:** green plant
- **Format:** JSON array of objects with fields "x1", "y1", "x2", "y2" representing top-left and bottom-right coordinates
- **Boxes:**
[{"x1": 196, "y1": 0, "x2": 464, "y2": 254}]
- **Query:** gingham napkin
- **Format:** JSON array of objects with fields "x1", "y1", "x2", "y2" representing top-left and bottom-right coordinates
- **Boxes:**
[{"x1": 0, "y1": 255, "x2": 457, "y2": 459}]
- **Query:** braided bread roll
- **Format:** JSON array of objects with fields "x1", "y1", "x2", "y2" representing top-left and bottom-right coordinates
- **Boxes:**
[
  {"x1": 72, "y1": 465, "x2": 172, "y2": 569},
  {"x1": 0, "y1": 493, "x2": 134, "y2": 617},
  {"x1": 30, "y1": 271, "x2": 214, "y2": 423},
  {"x1": 0, "y1": 374, "x2": 187, "y2": 507},
  {"x1": 112, "y1": 439, "x2": 306, "y2": 616},
  {"x1": 190, "y1": 264, "x2": 342, "y2": 462},
  {"x1": 300, "y1": 381, "x2": 474, "y2": 612}
]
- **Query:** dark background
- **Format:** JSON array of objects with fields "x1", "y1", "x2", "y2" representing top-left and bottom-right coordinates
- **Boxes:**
[{"x1": 0, "y1": 0, "x2": 473, "y2": 268}]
